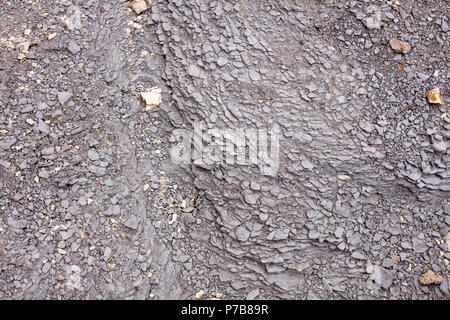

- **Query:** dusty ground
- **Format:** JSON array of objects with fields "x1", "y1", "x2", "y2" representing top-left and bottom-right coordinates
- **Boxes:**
[{"x1": 0, "y1": 0, "x2": 449, "y2": 299}]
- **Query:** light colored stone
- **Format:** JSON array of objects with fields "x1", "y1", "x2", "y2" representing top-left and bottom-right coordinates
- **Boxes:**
[
  {"x1": 419, "y1": 270, "x2": 443, "y2": 285},
  {"x1": 426, "y1": 88, "x2": 444, "y2": 105},
  {"x1": 131, "y1": 0, "x2": 148, "y2": 15},
  {"x1": 389, "y1": 38, "x2": 411, "y2": 54},
  {"x1": 141, "y1": 87, "x2": 162, "y2": 111},
  {"x1": 195, "y1": 289, "x2": 205, "y2": 299},
  {"x1": 362, "y1": 5, "x2": 382, "y2": 29}
]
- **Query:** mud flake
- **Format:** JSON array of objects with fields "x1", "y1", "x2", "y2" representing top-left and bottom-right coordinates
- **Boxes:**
[{"x1": 141, "y1": 87, "x2": 162, "y2": 111}]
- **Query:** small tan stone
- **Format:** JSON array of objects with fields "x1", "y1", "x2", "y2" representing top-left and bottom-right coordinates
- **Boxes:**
[
  {"x1": 426, "y1": 88, "x2": 444, "y2": 105},
  {"x1": 12, "y1": 192, "x2": 24, "y2": 202},
  {"x1": 195, "y1": 289, "x2": 205, "y2": 299},
  {"x1": 131, "y1": 0, "x2": 148, "y2": 15},
  {"x1": 168, "y1": 213, "x2": 178, "y2": 225},
  {"x1": 390, "y1": 38, "x2": 411, "y2": 54},
  {"x1": 419, "y1": 270, "x2": 443, "y2": 285},
  {"x1": 445, "y1": 232, "x2": 450, "y2": 250},
  {"x1": 23, "y1": 28, "x2": 32, "y2": 38}
]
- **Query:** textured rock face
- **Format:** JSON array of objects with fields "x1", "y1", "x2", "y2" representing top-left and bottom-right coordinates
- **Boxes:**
[
  {"x1": 0, "y1": 0, "x2": 448, "y2": 300},
  {"x1": 150, "y1": 0, "x2": 449, "y2": 297}
]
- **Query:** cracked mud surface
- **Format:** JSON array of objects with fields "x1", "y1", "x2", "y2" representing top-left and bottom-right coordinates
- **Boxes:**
[{"x1": 0, "y1": 0, "x2": 449, "y2": 299}]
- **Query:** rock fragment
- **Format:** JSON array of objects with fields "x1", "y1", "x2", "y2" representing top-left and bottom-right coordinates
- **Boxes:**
[
  {"x1": 58, "y1": 92, "x2": 73, "y2": 106},
  {"x1": 419, "y1": 270, "x2": 443, "y2": 285},
  {"x1": 235, "y1": 226, "x2": 250, "y2": 242},
  {"x1": 88, "y1": 149, "x2": 100, "y2": 161},
  {"x1": 195, "y1": 289, "x2": 205, "y2": 299},
  {"x1": 426, "y1": 88, "x2": 444, "y2": 105},
  {"x1": 41, "y1": 147, "x2": 55, "y2": 160},
  {"x1": 12, "y1": 192, "x2": 25, "y2": 202},
  {"x1": 412, "y1": 237, "x2": 427, "y2": 253},
  {"x1": 249, "y1": 69, "x2": 261, "y2": 81},
  {"x1": 389, "y1": 38, "x2": 411, "y2": 54},
  {"x1": 243, "y1": 192, "x2": 258, "y2": 205},
  {"x1": 141, "y1": 87, "x2": 162, "y2": 111},
  {"x1": 0, "y1": 138, "x2": 16, "y2": 151},
  {"x1": 131, "y1": 0, "x2": 148, "y2": 15},
  {"x1": 308, "y1": 230, "x2": 321, "y2": 240},
  {"x1": 367, "y1": 264, "x2": 394, "y2": 290},
  {"x1": 66, "y1": 265, "x2": 82, "y2": 290},
  {"x1": 362, "y1": 5, "x2": 382, "y2": 29},
  {"x1": 181, "y1": 212, "x2": 195, "y2": 224},
  {"x1": 217, "y1": 57, "x2": 228, "y2": 67},
  {"x1": 37, "y1": 119, "x2": 50, "y2": 134},
  {"x1": 187, "y1": 64, "x2": 201, "y2": 78},
  {"x1": 432, "y1": 141, "x2": 448, "y2": 153},
  {"x1": 124, "y1": 215, "x2": 139, "y2": 230},
  {"x1": 37, "y1": 102, "x2": 48, "y2": 110},
  {"x1": 445, "y1": 233, "x2": 450, "y2": 251},
  {"x1": 67, "y1": 40, "x2": 81, "y2": 55},
  {"x1": 105, "y1": 205, "x2": 121, "y2": 216},
  {"x1": 42, "y1": 263, "x2": 51, "y2": 273},
  {"x1": 246, "y1": 289, "x2": 260, "y2": 300}
]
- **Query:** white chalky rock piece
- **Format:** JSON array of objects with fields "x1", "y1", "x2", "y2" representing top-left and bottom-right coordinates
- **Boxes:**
[
  {"x1": 141, "y1": 87, "x2": 162, "y2": 111},
  {"x1": 195, "y1": 289, "x2": 205, "y2": 299},
  {"x1": 131, "y1": 0, "x2": 148, "y2": 15},
  {"x1": 168, "y1": 213, "x2": 178, "y2": 225}
]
